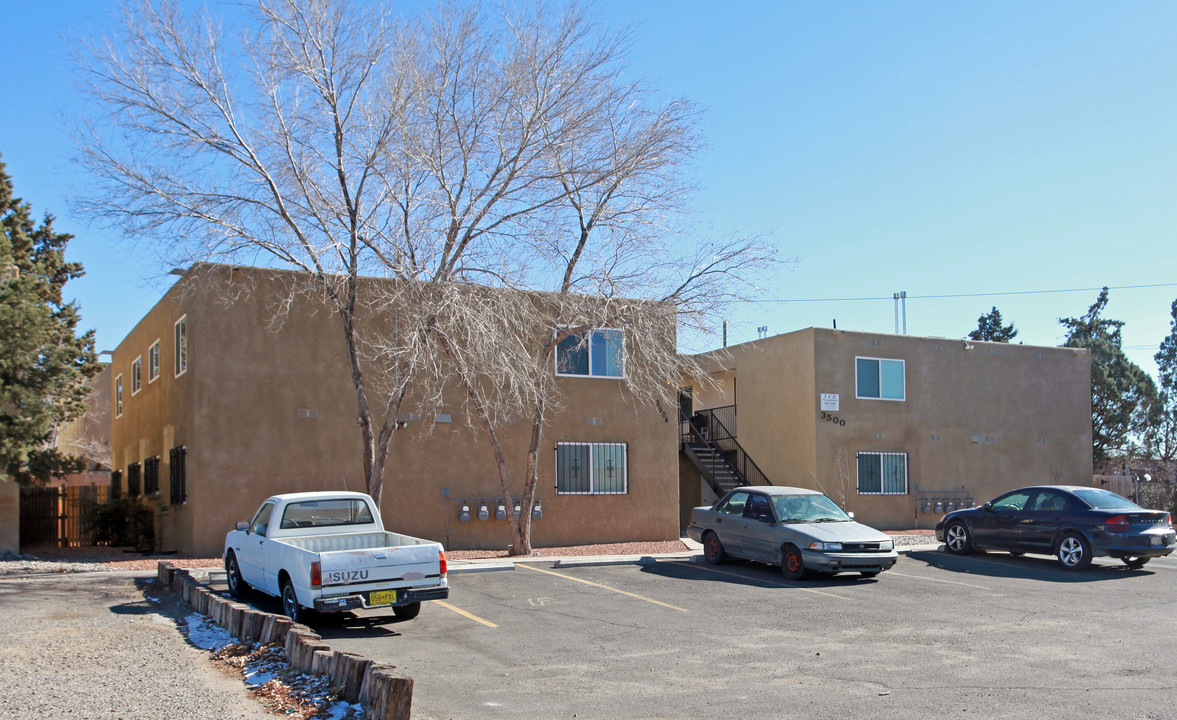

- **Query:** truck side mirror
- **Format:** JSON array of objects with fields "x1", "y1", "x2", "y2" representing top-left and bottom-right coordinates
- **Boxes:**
[{"x1": 236, "y1": 521, "x2": 249, "y2": 532}]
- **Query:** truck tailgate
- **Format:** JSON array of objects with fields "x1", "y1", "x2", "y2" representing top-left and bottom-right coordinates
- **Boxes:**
[{"x1": 318, "y1": 543, "x2": 441, "y2": 586}]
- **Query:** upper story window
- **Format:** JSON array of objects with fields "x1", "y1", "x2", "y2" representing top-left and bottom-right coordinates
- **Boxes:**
[
  {"x1": 856, "y1": 357, "x2": 905, "y2": 401},
  {"x1": 131, "y1": 356, "x2": 142, "y2": 395},
  {"x1": 115, "y1": 375, "x2": 123, "y2": 417},
  {"x1": 174, "y1": 315, "x2": 188, "y2": 377},
  {"x1": 148, "y1": 341, "x2": 160, "y2": 383},
  {"x1": 556, "y1": 328, "x2": 623, "y2": 378}
]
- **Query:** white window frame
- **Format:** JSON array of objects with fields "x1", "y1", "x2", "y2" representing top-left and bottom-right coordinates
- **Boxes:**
[
  {"x1": 174, "y1": 315, "x2": 188, "y2": 378},
  {"x1": 555, "y1": 328, "x2": 625, "y2": 379},
  {"x1": 856, "y1": 451, "x2": 909, "y2": 495},
  {"x1": 855, "y1": 356, "x2": 906, "y2": 401},
  {"x1": 555, "y1": 441, "x2": 628, "y2": 495},
  {"x1": 115, "y1": 374, "x2": 123, "y2": 418},
  {"x1": 148, "y1": 340, "x2": 160, "y2": 383},
  {"x1": 131, "y1": 356, "x2": 143, "y2": 395}
]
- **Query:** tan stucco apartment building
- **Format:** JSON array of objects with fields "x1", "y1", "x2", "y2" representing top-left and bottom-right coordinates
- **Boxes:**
[
  {"x1": 109, "y1": 264, "x2": 680, "y2": 556},
  {"x1": 681, "y1": 328, "x2": 1093, "y2": 530}
]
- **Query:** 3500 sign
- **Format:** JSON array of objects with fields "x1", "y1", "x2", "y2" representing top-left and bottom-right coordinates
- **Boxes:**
[{"x1": 820, "y1": 411, "x2": 846, "y2": 427}]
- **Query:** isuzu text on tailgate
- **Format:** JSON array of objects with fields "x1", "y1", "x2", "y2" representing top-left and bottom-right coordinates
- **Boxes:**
[{"x1": 224, "y1": 492, "x2": 448, "y2": 623}]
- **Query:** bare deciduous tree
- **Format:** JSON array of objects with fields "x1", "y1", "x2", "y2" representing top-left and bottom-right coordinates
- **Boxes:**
[{"x1": 77, "y1": 0, "x2": 780, "y2": 548}]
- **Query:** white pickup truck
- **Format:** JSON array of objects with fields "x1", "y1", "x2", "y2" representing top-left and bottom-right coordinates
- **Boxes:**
[{"x1": 223, "y1": 491, "x2": 448, "y2": 623}]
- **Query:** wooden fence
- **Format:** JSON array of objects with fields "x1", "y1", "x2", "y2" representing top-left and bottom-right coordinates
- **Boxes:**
[{"x1": 19, "y1": 485, "x2": 108, "y2": 549}]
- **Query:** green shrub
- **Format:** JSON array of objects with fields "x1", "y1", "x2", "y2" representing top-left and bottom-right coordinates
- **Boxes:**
[{"x1": 88, "y1": 498, "x2": 155, "y2": 552}]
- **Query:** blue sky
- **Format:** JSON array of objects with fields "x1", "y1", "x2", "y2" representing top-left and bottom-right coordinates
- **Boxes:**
[{"x1": 3, "y1": 1, "x2": 1176, "y2": 376}]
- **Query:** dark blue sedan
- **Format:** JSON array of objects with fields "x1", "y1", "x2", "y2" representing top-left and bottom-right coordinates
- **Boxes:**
[{"x1": 934, "y1": 485, "x2": 1176, "y2": 570}]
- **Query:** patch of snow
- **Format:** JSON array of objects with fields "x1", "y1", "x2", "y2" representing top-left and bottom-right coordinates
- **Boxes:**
[{"x1": 184, "y1": 614, "x2": 237, "y2": 651}]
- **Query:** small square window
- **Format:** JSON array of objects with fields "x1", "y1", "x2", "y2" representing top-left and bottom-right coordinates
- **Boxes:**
[
  {"x1": 556, "y1": 329, "x2": 623, "y2": 378},
  {"x1": 174, "y1": 315, "x2": 188, "y2": 377},
  {"x1": 148, "y1": 341, "x2": 160, "y2": 383},
  {"x1": 131, "y1": 357, "x2": 142, "y2": 395},
  {"x1": 856, "y1": 357, "x2": 905, "y2": 401}
]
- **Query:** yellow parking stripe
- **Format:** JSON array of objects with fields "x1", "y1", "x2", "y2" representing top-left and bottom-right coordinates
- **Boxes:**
[
  {"x1": 516, "y1": 563, "x2": 689, "y2": 612},
  {"x1": 886, "y1": 571, "x2": 991, "y2": 590},
  {"x1": 432, "y1": 599, "x2": 498, "y2": 627},
  {"x1": 690, "y1": 563, "x2": 849, "y2": 600}
]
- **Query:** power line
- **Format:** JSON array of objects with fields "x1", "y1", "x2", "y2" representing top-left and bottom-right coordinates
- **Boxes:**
[{"x1": 745, "y1": 282, "x2": 1177, "y2": 305}]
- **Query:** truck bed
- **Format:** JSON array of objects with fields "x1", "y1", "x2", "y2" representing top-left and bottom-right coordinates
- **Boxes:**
[{"x1": 282, "y1": 531, "x2": 431, "y2": 553}]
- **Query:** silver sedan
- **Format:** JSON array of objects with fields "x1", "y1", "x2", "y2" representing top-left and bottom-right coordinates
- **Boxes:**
[{"x1": 687, "y1": 486, "x2": 899, "y2": 579}]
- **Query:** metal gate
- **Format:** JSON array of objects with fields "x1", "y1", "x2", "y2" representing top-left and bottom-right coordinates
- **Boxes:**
[{"x1": 19, "y1": 485, "x2": 108, "y2": 549}]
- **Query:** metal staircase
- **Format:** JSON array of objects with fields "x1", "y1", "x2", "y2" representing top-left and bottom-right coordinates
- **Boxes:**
[{"x1": 680, "y1": 405, "x2": 772, "y2": 497}]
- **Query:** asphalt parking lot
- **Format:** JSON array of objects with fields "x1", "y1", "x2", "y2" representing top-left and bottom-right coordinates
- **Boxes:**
[{"x1": 257, "y1": 550, "x2": 1177, "y2": 720}]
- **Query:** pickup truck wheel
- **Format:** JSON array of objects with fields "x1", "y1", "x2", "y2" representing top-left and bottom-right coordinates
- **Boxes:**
[
  {"x1": 225, "y1": 552, "x2": 248, "y2": 598},
  {"x1": 281, "y1": 580, "x2": 306, "y2": 624},
  {"x1": 393, "y1": 602, "x2": 422, "y2": 620}
]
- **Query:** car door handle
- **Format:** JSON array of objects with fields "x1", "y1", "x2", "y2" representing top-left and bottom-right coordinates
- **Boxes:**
[{"x1": 716, "y1": 518, "x2": 723, "y2": 524}]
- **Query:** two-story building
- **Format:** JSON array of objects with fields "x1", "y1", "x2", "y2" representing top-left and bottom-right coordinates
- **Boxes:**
[
  {"x1": 680, "y1": 328, "x2": 1093, "y2": 529},
  {"x1": 109, "y1": 264, "x2": 681, "y2": 556}
]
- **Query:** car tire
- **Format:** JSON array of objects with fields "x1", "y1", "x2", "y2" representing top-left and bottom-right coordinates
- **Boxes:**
[
  {"x1": 393, "y1": 602, "x2": 422, "y2": 620},
  {"x1": 859, "y1": 571, "x2": 880, "y2": 578},
  {"x1": 282, "y1": 579, "x2": 307, "y2": 624},
  {"x1": 944, "y1": 521, "x2": 973, "y2": 555},
  {"x1": 225, "y1": 552, "x2": 248, "y2": 598},
  {"x1": 1122, "y1": 556, "x2": 1150, "y2": 570},
  {"x1": 781, "y1": 544, "x2": 809, "y2": 580},
  {"x1": 702, "y1": 531, "x2": 727, "y2": 565},
  {"x1": 1056, "y1": 532, "x2": 1092, "y2": 570}
]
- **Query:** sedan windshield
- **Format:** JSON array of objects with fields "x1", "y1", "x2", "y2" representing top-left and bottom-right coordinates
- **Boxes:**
[
  {"x1": 772, "y1": 494, "x2": 850, "y2": 523},
  {"x1": 1070, "y1": 488, "x2": 1142, "y2": 511}
]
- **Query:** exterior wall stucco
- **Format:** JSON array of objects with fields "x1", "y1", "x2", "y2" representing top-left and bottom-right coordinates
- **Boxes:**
[{"x1": 111, "y1": 265, "x2": 680, "y2": 557}]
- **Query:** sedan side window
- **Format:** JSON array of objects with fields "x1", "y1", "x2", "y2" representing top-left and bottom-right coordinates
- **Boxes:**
[
  {"x1": 744, "y1": 494, "x2": 774, "y2": 523},
  {"x1": 249, "y1": 502, "x2": 275, "y2": 535},
  {"x1": 1027, "y1": 491, "x2": 1067, "y2": 512},
  {"x1": 991, "y1": 491, "x2": 1033, "y2": 512},
  {"x1": 716, "y1": 492, "x2": 750, "y2": 516}
]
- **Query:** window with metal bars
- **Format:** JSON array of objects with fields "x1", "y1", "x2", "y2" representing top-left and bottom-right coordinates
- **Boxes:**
[
  {"x1": 856, "y1": 452, "x2": 908, "y2": 495},
  {"x1": 555, "y1": 442, "x2": 628, "y2": 494},
  {"x1": 144, "y1": 456, "x2": 160, "y2": 495},
  {"x1": 127, "y1": 462, "x2": 142, "y2": 498},
  {"x1": 169, "y1": 446, "x2": 187, "y2": 505}
]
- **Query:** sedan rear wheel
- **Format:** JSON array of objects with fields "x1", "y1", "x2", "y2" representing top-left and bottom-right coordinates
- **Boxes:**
[
  {"x1": 781, "y1": 544, "x2": 809, "y2": 580},
  {"x1": 702, "y1": 531, "x2": 727, "y2": 565},
  {"x1": 1056, "y1": 532, "x2": 1092, "y2": 570},
  {"x1": 1122, "y1": 556, "x2": 1150, "y2": 570},
  {"x1": 944, "y1": 521, "x2": 973, "y2": 555}
]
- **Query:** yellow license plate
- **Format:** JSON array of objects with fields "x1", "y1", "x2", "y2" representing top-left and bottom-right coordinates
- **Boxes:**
[{"x1": 369, "y1": 590, "x2": 397, "y2": 606}]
